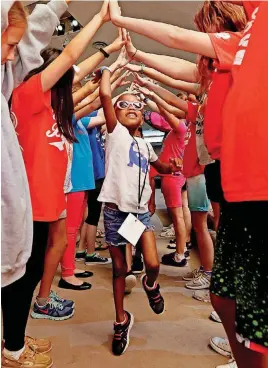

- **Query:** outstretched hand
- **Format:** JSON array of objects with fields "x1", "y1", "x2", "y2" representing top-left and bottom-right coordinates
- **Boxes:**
[
  {"x1": 133, "y1": 83, "x2": 152, "y2": 97},
  {"x1": 133, "y1": 72, "x2": 147, "y2": 87},
  {"x1": 109, "y1": 0, "x2": 122, "y2": 25},
  {"x1": 99, "y1": 0, "x2": 110, "y2": 23},
  {"x1": 115, "y1": 71, "x2": 132, "y2": 88},
  {"x1": 110, "y1": 28, "x2": 127, "y2": 53},
  {"x1": 125, "y1": 63, "x2": 141, "y2": 73}
]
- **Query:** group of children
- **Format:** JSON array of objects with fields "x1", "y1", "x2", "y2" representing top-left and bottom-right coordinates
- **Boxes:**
[{"x1": 1, "y1": 0, "x2": 267, "y2": 368}]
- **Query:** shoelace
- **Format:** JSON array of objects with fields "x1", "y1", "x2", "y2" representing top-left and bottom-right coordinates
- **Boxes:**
[{"x1": 50, "y1": 290, "x2": 64, "y2": 303}]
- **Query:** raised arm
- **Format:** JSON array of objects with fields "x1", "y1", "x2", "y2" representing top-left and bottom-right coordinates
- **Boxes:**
[
  {"x1": 73, "y1": 28, "x2": 126, "y2": 85},
  {"x1": 157, "y1": 105, "x2": 182, "y2": 131},
  {"x1": 109, "y1": 0, "x2": 216, "y2": 58},
  {"x1": 99, "y1": 68, "x2": 117, "y2": 133},
  {"x1": 126, "y1": 64, "x2": 199, "y2": 95},
  {"x1": 41, "y1": 1, "x2": 110, "y2": 93},
  {"x1": 14, "y1": 0, "x2": 69, "y2": 87},
  {"x1": 134, "y1": 74, "x2": 188, "y2": 113}
]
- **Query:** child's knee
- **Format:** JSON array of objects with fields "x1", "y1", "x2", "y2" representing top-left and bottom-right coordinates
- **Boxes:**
[{"x1": 113, "y1": 263, "x2": 127, "y2": 278}]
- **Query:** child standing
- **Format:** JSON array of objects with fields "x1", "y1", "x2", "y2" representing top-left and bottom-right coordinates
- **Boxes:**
[{"x1": 98, "y1": 64, "x2": 181, "y2": 356}]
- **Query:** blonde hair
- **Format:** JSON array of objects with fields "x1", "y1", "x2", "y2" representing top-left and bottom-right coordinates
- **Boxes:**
[
  {"x1": 8, "y1": 1, "x2": 27, "y2": 29},
  {"x1": 194, "y1": 1, "x2": 247, "y2": 93}
]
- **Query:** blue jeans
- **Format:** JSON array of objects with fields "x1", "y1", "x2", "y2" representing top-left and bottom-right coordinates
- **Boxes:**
[{"x1": 104, "y1": 206, "x2": 154, "y2": 247}]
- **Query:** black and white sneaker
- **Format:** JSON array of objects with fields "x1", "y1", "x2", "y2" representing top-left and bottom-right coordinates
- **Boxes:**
[
  {"x1": 131, "y1": 256, "x2": 144, "y2": 274},
  {"x1": 161, "y1": 252, "x2": 187, "y2": 267},
  {"x1": 85, "y1": 253, "x2": 112, "y2": 265},
  {"x1": 141, "y1": 274, "x2": 165, "y2": 315},
  {"x1": 112, "y1": 311, "x2": 134, "y2": 356}
]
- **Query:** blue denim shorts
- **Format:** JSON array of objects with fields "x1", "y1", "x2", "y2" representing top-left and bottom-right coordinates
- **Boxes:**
[
  {"x1": 104, "y1": 206, "x2": 154, "y2": 247},
  {"x1": 186, "y1": 174, "x2": 210, "y2": 212}
]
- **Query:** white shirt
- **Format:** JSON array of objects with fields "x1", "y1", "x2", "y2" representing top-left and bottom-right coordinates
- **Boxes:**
[{"x1": 98, "y1": 123, "x2": 158, "y2": 213}]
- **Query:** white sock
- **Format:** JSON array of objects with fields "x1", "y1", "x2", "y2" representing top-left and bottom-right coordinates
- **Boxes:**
[
  {"x1": 175, "y1": 253, "x2": 185, "y2": 262},
  {"x1": 3, "y1": 346, "x2": 25, "y2": 360}
]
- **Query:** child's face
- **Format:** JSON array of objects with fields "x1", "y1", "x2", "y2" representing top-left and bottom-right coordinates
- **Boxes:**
[
  {"x1": 115, "y1": 94, "x2": 144, "y2": 132},
  {"x1": 1, "y1": 26, "x2": 25, "y2": 65}
]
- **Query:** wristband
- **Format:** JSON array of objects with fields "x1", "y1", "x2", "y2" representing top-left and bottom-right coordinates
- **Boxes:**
[
  {"x1": 100, "y1": 66, "x2": 112, "y2": 74},
  {"x1": 131, "y1": 48, "x2": 138, "y2": 60},
  {"x1": 99, "y1": 47, "x2": 110, "y2": 58}
]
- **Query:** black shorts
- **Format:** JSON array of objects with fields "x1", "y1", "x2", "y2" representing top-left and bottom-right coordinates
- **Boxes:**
[
  {"x1": 85, "y1": 179, "x2": 104, "y2": 227},
  {"x1": 204, "y1": 160, "x2": 224, "y2": 203},
  {"x1": 210, "y1": 200, "x2": 268, "y2": 349}
]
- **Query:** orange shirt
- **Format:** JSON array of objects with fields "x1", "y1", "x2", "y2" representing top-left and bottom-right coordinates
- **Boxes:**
[
  {"x1": 221, "y1": 2, "x2": 268, "y2": 202},
  {"x1": 204, "y1": 32, "x2": 242, "y2": 160},
  {"x1": 12, "y1": 74, "x2": 68, "y2": 221},
  {"x1": 183, "y1": 102, "x2": 204, "y2": 179}
]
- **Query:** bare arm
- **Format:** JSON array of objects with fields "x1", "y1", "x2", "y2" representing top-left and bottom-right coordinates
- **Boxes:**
[
  {"x1": 110, "y1": 0, "x2": 216, "y2": 58},
  {"x1": 73, "y1": 80, "x2": 99, "y2": 106},
  {"x1": 73, "y1": 28, "x2": 126, "y2": 85},
  {"x1": 99, "y1": 69, "x2": 117, "y2": 133},
  {"x1": 41, "y1": 2, "x2": 109, "y2": 92},
  {"x1": 126, "y1": 64, "x2": 199, "y2": 95},
  {"x1": 151, "y1": 158, "x2": 182, "y2": 174},
  {"x1": 157, "y1": 105, "x2": 182, "y2": 131}
]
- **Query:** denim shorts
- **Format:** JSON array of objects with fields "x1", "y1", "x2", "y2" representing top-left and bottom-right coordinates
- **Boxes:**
[
  {"x1": 104, "y1": 206, "x2": 154, "y2": 247},
  {"x1": 186, "y1": 174, "x2": 210, "y2": 212}
]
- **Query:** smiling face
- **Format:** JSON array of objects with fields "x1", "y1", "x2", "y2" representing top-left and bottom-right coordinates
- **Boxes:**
[
  {"x1": 1, "y1": 25, "x2": 25, "y2": 65},
  {"x1": 114, "y1": 94, "x2": 144, "y2": 134}
]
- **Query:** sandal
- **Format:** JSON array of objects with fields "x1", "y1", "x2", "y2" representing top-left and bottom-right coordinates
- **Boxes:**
[{"x1": 95, "y1": 241, "x2": 108, "y2": 251}]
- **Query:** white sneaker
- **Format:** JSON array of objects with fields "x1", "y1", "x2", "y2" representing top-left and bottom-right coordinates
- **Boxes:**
[
  {"x1": 125, "y1": 273, "x2": 137, "y2": 294},
  {"x1": 216, "y1": 358, "x2": 237, "y2": 368},
  {"x1": 160, "y1": 226, "x2": 175, "y2": 238},
  {"x1": 210, "y1": 337, "x2": 232, "y2": 357},
  {"x1": 185, "y1": 272, "x2": 211, "y2": 290},
  {"x1": 182, "y1": 268, "x2": 201, "y2": 281},
  {"x1": 210, "y1": 310, "x2": 222, "y2": 323},
  {"x1": 192, "y1": 289, "x2": 211, "y2": 303}
]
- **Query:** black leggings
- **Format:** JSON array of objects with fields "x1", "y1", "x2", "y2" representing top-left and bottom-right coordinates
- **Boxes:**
[
  {"x1": 1, "y1": 221, "x2": 49, "y2": 351},
  {"x1": 85, "y1": 179, "x2": 103, "y2": 227}
]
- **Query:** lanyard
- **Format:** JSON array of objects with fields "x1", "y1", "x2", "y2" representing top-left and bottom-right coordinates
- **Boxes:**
[{"x1": 132, "y1": 137, "x2": 150, "y2": 215}]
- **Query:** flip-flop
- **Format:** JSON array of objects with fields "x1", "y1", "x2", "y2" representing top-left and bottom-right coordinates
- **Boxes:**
[{"x1": 95, "y1": 241, "x2": 108, "y2": 251}]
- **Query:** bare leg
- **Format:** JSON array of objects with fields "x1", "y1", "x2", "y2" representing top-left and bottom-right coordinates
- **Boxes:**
[
  {"x1": 191, "y1": 211, "x2": 214, "y2": 271},
  {"x1": 109, "y1": 246, "x2": 127, "y2": 323},
  {"x1": 140, "y1": 231, "x2": 160, "y2": 287},
  {"x1": 168, "y1": 207, "x2": 186, "y2": 255},
  {"x1": 211, "y1": 201, "x2": 220, "y2": 231},
  {"x1": 78, "y1": 222, "x2": 88, "y2": 252},
  {"x1": 125, "y1": 244, "x2": 133, "y2": 273},
  {"x1": 38, "y1": 219, "x2": 67, "y2": 298},
  {"x1": 211, "y1": 294, "x2": 268, "y2": 368},
  {"x1": 85, "y1": 224, "x2": 98, "y2": 254},
  {"x1": 182, "y1": 190, "x2": 192, "y2": 242}
]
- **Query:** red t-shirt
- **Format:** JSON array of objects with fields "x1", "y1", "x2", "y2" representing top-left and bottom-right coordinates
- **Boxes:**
[
  {"x1": 204, "y1": 32, "x2": 243, "y2": 160},
  {"x1": 12, "y1": 74, "x2": 68, "y2": 221},
  {"x1": 221, "y1": 3, "x2": 268, "y2": 202},
  {"x1": 183, "y1": 102, "x2": 204, "y2": 178}
]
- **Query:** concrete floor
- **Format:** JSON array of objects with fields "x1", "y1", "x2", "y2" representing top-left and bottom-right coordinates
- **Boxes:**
[{"x1": 27, "y1": 190, "x2": 228, "y2": 368}]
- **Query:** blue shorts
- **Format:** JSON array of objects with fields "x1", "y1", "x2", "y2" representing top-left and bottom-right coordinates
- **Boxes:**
[
  {"x1": 104, "y1": 206, "x2": 154, "y2": 247},
  {"x1": 186, "y1": 174, "x2": 210, "y2": 212}
]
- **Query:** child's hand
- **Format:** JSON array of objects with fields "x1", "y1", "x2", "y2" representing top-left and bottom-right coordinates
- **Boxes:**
[
  {"x1": 115, "y1": 71, "x2": 131, "y2": 88},
  {"x1": 109, "y1": 28, "x2": 127, "y2": 53},
  {"x1": 99, "y1": 0, "x2": 110, "y2": 23},
  {"x1": 125, "y1": 32, "x2": 137, "y2": 58},
  {"x1": 109, "y1": 0, "x2": 122, "y2": 25},
  {"x1": 133, "y1": 72, "x2": 148, "y2": 87},
  {"x1": 133, "y1": 83, "x2": 152, "y2": 97},
  {"x1": 91, "y1": 69, "x2": 103, "y2": 84},
  {"x1": 169, "y1": 158, "x2": 183, "y2": 173},
  {"x1": 148, "y1": 202, "x2": 156, "y2": 216},
  {"x1": 124, "y1": 63, "x2": 141, "y2": 73}
]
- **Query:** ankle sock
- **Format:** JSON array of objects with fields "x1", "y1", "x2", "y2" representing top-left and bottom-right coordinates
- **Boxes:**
[
  {"x1": 86, "y1": 252, "x2": 96, "y2": 257},
  {"x1": 175, "y1": 252, "x2": 185, "y2": 262},
  {"x1": 76, "y1": 250, "x2": 86, "y2": 254},
  {"x1": 3, "y1": 346, "x2": 25, "y2": 360},
  {"x1": 36, "y1": 297, "x2": 49, "y2": 307},
  {"x1": 203, "y1": 270, "x2": 212, "y2": 277}
]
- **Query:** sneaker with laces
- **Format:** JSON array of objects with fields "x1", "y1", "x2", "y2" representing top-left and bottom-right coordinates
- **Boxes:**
[
  {"x1": 216, "y1": 358, "x2": 237, "y2": 368},
  {"x1": 85, "y1": 253, "x2": 112, "y2": 265},
  {"x1": 210, "y1": 337, "x2": 232, "y2": 357},
  {"x1": 192, "y1": 289, "x2": 211, "y2": 303},
  {"x1": 185, "y1": 272, "x2": 211, "y2": 290},
  {"x1": 161, "y1": 252, "x2": 187, "y2": 267},
  {"x1": 2, "y1": 346, "x2": 53, "y2": 368},
  {"x1": 25, "y1": 336, "x2": 52, "y2": 354},
  {"x1": 141, "y1": 274, "x2": 165, "y2": 315},
  {"x1": 210, "y1": 310, "x2": 222, "y2": 323},
  {"x1": 131, "y1": 256, "x2": 144, "y2": 274},
  {"x1": 49, "y1": 290, "x2": 75, "y2": 309},
  {"x1": 31, "y1": 300, "x2": 74, "y2": 321},
  {"x1": 160, "y1": 226, "x2": 175, "y2": 238},
  {"x1": 125, "y1": 272, "x2": 137, "y2": 294},
  {"x1": 75, "y1": 250, "x2": 86, "y2": 262},
  {"x1": 182, "y1": 268, "x2": 202, "y2": 281},
  {"x1": 112, "y1": 311, "x2": 134, "y2": 356}
]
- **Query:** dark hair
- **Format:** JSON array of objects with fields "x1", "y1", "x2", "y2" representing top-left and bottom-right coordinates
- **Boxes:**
[{"x1": 24, "y1": 48, "x2": 77, "y2": 142}]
